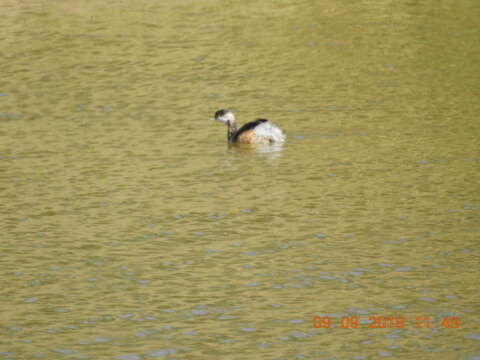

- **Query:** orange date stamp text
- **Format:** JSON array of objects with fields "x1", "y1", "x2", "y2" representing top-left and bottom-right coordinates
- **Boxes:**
[{"x1": 313, "y1": 316, "x2": 461, "y2": 329}]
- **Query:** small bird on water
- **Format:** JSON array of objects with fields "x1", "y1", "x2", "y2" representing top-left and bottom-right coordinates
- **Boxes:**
[{"x1": 213, "y1": 109, "x2": 286, "y2": 144}]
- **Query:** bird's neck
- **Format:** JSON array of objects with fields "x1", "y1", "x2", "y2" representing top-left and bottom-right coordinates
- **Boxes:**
[{"x1": 227, "y1": 121, "x2": 237, "y2": 142}]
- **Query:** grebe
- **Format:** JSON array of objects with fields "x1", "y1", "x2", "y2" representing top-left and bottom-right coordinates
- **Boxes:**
[{"x1": 214, "y1": 109, "x2": 286, "y2": 144}]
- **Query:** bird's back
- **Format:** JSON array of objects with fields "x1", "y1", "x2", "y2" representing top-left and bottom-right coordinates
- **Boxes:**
[{"x1": 235, "y1": 119, "x2": 268, "y2": 138}]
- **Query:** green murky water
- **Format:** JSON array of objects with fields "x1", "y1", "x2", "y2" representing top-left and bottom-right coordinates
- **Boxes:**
[{"x1": 1, "y1": 0, "x2": 479, "y2": 359}]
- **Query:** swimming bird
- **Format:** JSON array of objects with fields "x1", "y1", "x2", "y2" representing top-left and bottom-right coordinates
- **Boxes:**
[{"x1": 214, "y1": 109, "x2": 286, "y2": 144}]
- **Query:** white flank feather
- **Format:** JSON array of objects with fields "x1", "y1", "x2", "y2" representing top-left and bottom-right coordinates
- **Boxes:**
[{"x1": 253, "y1": 121, "x2": 286, "y2": 143}]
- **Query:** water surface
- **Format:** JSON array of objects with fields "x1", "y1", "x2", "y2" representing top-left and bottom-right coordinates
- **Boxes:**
[{"x1": 1, "y1": 0, "x2": 479, "y2": 359}]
